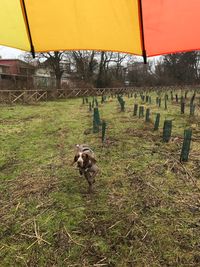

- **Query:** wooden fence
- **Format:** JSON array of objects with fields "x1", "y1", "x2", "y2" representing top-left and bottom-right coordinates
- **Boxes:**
[{"x1": 0, "y1": 85, "x2": 199, "y2": 104}]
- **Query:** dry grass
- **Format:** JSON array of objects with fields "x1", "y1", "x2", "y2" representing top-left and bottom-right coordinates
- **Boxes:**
[{"x1": 0, "y1": 91, "x2": 200, "y2": 266}]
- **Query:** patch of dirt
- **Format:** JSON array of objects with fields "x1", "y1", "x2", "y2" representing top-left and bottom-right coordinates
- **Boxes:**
[
  {"x1": 0, "y1": 115, "x2": 40, "y2": 124},
  {"x1": 83, "y1": 128, "x2": 92, "y2": 135},
  {"x1": 124, "y1": 127, "x2": 159, "y2": 142},
  {"x1": 0, "y1": 172, "x2": 59, "y2": 227},
  {"x1": 8, "y1": 173, "x2": 59, "y2": 199},
  {"x1": 101, "y1": 136, "x2": 120, "y2": 147},
  {"x1": 46, "y1": 127, "x2": 69, "y2": 136},
  {"x1": 108, "y1": 190, "x2": 129, "y2": 210},
  {"x1": 0, "y1": 158, "x2": 18, "y2": 173}
]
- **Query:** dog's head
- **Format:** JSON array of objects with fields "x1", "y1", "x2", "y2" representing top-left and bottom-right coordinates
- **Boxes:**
[{"x1": 73, "y1": 152, "x2": 96, "y2": 168}]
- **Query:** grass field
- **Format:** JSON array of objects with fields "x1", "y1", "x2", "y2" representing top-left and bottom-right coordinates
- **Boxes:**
[{"x1": 0, "y1": 92, "x2": 200, "y2": 266}]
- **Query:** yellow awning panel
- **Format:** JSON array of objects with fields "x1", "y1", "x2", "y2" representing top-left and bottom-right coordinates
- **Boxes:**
[
  {"x1": 25, "y1": 0, "x2": 142, "y2": 55},
  {"x1": 0, "y1": 0, "x2": 30, "y2": 51},
  {"x1": 0, "y1": 0, "x2": 142, "y2": 56}
]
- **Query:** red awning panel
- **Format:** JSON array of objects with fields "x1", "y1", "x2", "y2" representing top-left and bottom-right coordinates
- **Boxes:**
[{"x1": 143, "y1": 0, "x2": 200, "y2": 56}]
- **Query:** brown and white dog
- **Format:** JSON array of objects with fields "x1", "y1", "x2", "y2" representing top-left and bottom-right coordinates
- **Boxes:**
[{"x1": 72, "y1": 144, "x2": 98, "y2": 193}]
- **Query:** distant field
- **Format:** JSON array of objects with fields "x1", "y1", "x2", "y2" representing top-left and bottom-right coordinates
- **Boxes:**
[{"x1": 0, "y1": 91, "x2": 200, "y2": 266}]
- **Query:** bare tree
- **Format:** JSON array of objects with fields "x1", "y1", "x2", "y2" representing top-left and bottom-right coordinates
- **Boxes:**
[
  {"x1": 40, "y1": 51, "x2": 65, "y2": 89},
  {"x1": 66, "y1": 50, "x2": 128, "y2": 87},
  {"x1": 67, "y1": 50, "x2": 98, "y2": 84},
  {"x1": 21, "y1": 50, "x2": 135, "y2": 88},
  {"x1": 96, "y1": 52, "x2": 128, "y2": 87},
  {"x1": 21, "y1": 51, "x2": 66, "y2": 89}
]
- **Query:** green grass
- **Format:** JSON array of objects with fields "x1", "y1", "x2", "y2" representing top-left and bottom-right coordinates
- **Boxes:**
[{"x1": 0, "y1": 92, "x2": 200, "y2": 266}]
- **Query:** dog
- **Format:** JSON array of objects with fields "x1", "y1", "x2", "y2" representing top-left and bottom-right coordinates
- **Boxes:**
[{"x1": 72, "y1": 144, "x2": 98, "y2": 193}]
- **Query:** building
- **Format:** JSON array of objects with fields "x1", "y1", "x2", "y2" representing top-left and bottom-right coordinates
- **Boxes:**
[
  {"x1": 0, "y1": 59, "x2": 35, "y2": 90},
  {"x1": 35, "y1": 58, "x2": 72, "y2": 88},
  {"x1": 0, "y1": 59, "x2": 35, "y2": 76},
  {"x1": 0, "y1": 63, "x2": 10, "y2": 75},
  {"x1": 34, "y1": 63, "x2": 56, "y2": 89},
  {"x1": 0, "y1": 58, "x2": 72, "y2": 90}
]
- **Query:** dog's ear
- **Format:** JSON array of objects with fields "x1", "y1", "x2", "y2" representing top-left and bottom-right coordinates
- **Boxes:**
[
  {"x1": 74, "y1": 154, "x2": 79, "y2": 162},
  {"x1": 86, "y1": 153, "x2": 97, "y2": 164},
  {"x1": 71, "y1": 154, "x2": 78, "y2": 165}
]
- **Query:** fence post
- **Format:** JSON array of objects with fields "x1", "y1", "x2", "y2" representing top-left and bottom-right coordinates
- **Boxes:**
[
  {"x1": 133, "y1": 104, "x2": 138, "y2": 116},
  {"x1": 93, "y1": 107, "x2": 101, "y2": 133},
  {"x1": 120, "y1": 99, "x2": 125, "y2": 112},
  {"x1": 180, "y1": 129, "x2": 192, "y2": 162},
  {"x1": 101, "y1": 95, "x2": 104, "y2": 104},
  {"x1": 158, "y1": 98, "x2": 161, "y2": 107},
  {"x1": 145, "y1": 108, "x2": 150, "y2": 122},
  {"x1": 102, "y1": 120, "x2": 107, "y2": 143},
  {"x1": 154, "y1": 113, "x2": 160, "y2": 131},
  {"x1": 149, "y1": 96, "x2": 152, "y2": 104},
  {"x1": 171, "y1": 91, "x2": 174, "y2": 101},
  {"x1": 89, "y1": 102, "x2": 92, "y2": 112},
  {"x1": 92, "y1": 97, "x2": 95, "y2": 108},
  {"x1": 139, "y1": 106, "x2": 144, "y2": 118},
  {"x1": 164, "y1": 95, "x2": 167, "y2": 110},
  {"x1": 156, "y1": 97, "x2": 159, "y2": 105},
  {"x1": 117, "y1": 95, "x2": 125, "y2": 112},
  {"x1": 190, "y1": 93, "x2": 196, "y2": 106},
  {"x1": 190, "y1": 104, "x2": 195, "y2": 116},
  {"x1": 163, "y1": 120, "x2": 172, "y2": 142},
  {"x1": 181, "y1": 97, "x2": 185, "y2": 114},
  {"x1": 142, "y1": 95, "x2": 145, "y2": 102},
  {"x1": 185, "y1": 91, "x2": 188, "y2": 99},
  {"x1": 93, "y1": 119, "x2": 99, "y2": 133}
]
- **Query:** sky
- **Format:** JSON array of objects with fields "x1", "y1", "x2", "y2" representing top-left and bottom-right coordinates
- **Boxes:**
[
  {"x1": 0, "y1": 45, "x2": 23, "y2": 59},
  {"x1": 0, "y1": 45, "x2": 160, "y2": 65}
]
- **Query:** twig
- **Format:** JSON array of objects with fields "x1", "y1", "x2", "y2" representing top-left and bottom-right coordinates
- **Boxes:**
[
  {"x1": 142, "y1": 231, "x2": 148, "y2": 240},
  {"x1": 15, "y1": 202, "x2": 21, "y2": 211},
  {"x1": 64, "y1": 226, "x2": 85, "y2": 247},
  {"x1": 180, "y1": 162, "x2": 196, "y2": 184},
  {"x1": 22, "y1": 220, "x2": 51, "y2": 250},
  {"x1": 93, "y1": 264, "x2": 107, "y2": 267},
  {"x1": 108, "y1": 220, "x2": 122, "y2": 229},
  {"x1": 93, "y1": 257, "x2": 107, "y2": 266},
  {"x1": 0, "y1": 246, "x2": 5, "y2": 251},
  {"x1": 26, "y1": 240, "x2": 38, "y2": 250}
]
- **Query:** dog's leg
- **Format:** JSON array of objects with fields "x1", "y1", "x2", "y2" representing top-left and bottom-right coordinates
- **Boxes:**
[
  {"x1": 88, "y1": 181, "x2": 93, "y2": 194},
  {"x1": 84, "y1": 172, "x2": 95, "y2": 193}
]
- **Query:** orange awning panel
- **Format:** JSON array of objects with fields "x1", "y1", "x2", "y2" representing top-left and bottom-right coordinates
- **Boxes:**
[{"x1": 1, "y1": 0, "x2": 200, "y2": 59}]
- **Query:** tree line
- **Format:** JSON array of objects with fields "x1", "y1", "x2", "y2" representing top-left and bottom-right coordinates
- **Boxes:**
[{"x1": 22, "y1": 51, "x2": 200, "y2": 88}]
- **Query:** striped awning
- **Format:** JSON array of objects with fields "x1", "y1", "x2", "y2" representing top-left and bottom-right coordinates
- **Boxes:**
[{"x1": 1, "y1": 0, "x2": 200, "y2": 61}]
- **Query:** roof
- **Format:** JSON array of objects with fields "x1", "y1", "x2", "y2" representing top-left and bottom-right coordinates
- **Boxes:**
[
  {"x1": 0, "y1": 63, "x2": 10, "y2": 67},
  {"x1": 0, "y1": 59, "x2": 35, "y2": 69}
]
